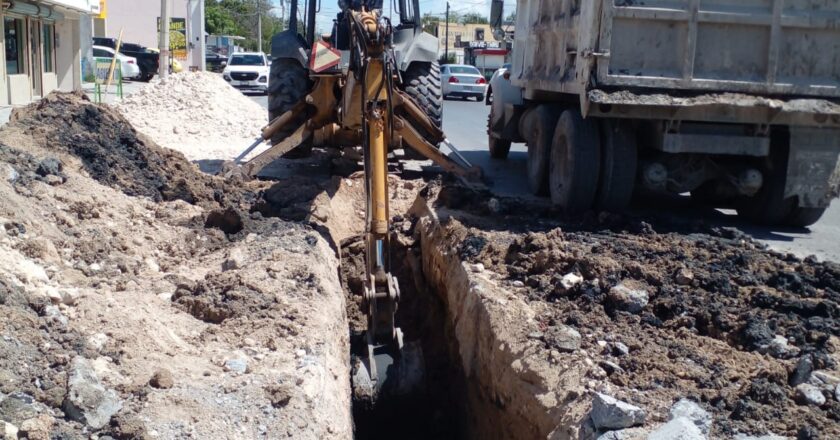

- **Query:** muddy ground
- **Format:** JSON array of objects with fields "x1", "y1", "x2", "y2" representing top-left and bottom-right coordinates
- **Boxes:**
[{"x1": 421, "y1": 182, "x2": 840, "y2": 439}]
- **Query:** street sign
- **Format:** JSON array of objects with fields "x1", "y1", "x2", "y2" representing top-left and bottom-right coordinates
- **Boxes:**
[{"x1": 310, "y1": 41, "x2": 341, "y2": 73}]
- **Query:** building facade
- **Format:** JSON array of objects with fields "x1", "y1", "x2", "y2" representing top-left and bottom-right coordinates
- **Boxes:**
[
  {"x1": 94, "y1": 0, "x2": 205, "y2": 70},
  {"x1": 2, "y1": 0, "x2": 96, "y2": 105},
  {"x1": 432, "y1": 21, "x2": 512, "y2": 74}
]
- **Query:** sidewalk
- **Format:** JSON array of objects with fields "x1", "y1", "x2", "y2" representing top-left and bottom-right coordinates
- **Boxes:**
[
  {"x1": 0, "y1": 81, "x2": 149, "y2": 128},
  {"x1": 81, "y1": 80, "x2": 149, "y2": 105}
]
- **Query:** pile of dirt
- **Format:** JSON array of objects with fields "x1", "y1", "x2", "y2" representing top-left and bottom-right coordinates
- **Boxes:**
[
  {"x1": 114, "y1": 71, "x2": 268, "y2": 162},
  {"x1": 6, "y1": 92, "x2": 255, "y2": 210},
  {"x1": 0, "y1": 94, "x2": 352, "y2": 439},
  {"x1": 427, "y1": 183, "x2": 840, "y2": 438}
]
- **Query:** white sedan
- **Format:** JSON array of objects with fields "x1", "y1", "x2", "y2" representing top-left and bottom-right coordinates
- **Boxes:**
[
  {"x1": 92, "y1": 45, "x2": 141, "y2": 80},
  {"x1": 441, "y1": 64, "x2": 487, "y2": 101}
]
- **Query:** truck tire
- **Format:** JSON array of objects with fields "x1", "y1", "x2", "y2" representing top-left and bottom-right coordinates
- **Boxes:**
[
  {"x1": 401, "y1": 62, "x2": 443, "y2": 159},
  {"x1": 526, "y1": 106, "x2": 561, "y2": 195},
  {"x1": 594, "y1": 120, "x2": 637, "y2": 211},
  {"x1": 268, "y1": 58, "x2": 313, "y2": 158},
  {"x1": 736, "y1": 131, "x2": 799, "y2": 225},
  {"x1": 786, "y1": 207, "x2": 826, "y2": 227},
  {"x1": 549, "y1": 109, "x2": 601, "y2": 213},
  {"x1": 487, "y1": 105, "x2": 512, "y2": 159}
]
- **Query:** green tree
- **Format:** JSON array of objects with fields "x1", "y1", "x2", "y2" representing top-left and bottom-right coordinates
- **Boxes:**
[{"x1": 460, "y1": 12, "x2": 488, "y2": 25}]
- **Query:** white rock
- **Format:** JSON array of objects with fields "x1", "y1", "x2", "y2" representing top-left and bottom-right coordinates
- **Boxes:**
[
  {"x1": 88, "y1": 333, "x2": 109, "y2": 352},
  {"x1": 795, "y1": 383, "x2": 826, "y2": 406},
  {"x1": 512, "y1": 280, "x2": 525, "y2": 288},
  {"x1": 648, "y1": 417, "x2": 705, "y2": 440},
  {"x1": 3, "y1": 422, "x2": 18, "y2": 440},
  {"x1": 61, "y1": 288, "x2": 81, "y2": 306},
  {"x1": 222, "y1": 248, "x2": 246, "y2": 271},
  {"x1": 608, "y1": 282, "x2": 649, "y2": 314},
  {"x1": 64, "y1": 357, "x2": 123, "y2": 429},
  {"x1": 590, "y1": 393, "x2": 646, "y2": 430},
  {"x1": 669, "y1": 399, "x2": 712, "y2": 435},
  {"x1": 470, "y1": 263, "x2": 485, "y2": 273},
  {"x1": 145, "y1": 257, "x2": 160, "y2": 272},
  {"x1": 43, "y1": 286, "x2": 63, "y2": 304},
  {"x1": 836, "y1": 383, "x2": 840, "y2": 402},
  {"x1": 224, "y1": 358, "x2": 248, "y2": 374},
  {"x1": 560, "y1": 272, "x2": 583, "y2": 290}
]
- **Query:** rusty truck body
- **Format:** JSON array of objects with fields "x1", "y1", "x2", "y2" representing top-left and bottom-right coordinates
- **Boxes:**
[{"x1": 488, "y1": 0, "x2": 840, "y2": 226}]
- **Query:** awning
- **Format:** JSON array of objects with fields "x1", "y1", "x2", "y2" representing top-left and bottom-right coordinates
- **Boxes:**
[{"x1": 6, "y1": 1, "x2": 65, "y2": 20}]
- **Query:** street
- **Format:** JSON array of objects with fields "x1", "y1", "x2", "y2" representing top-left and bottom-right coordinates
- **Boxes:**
[{"x1": 247, "y1": 93, "x2": 840, "y2": 262}]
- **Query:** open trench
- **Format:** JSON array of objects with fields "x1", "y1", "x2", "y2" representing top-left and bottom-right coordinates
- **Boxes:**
[{"x1": 306, "y1": 175, "x2": 565, "y2": 440}]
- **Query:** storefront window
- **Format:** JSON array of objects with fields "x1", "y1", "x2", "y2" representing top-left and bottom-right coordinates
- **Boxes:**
[
  {"x1": 4, "y1": 17, "x2": 25, "y2": 75},
  {"x1": 43, "y1": 23, "x2": 55, "y2": 73}
]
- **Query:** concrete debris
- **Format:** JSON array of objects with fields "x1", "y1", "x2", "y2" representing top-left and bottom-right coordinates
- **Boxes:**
[
  {"x1": 1, "y1": 163, "x2": 18, "y2": 184},
  {"x1": 794, "y1": 383, "x2": 826, "y2": 406},
  {"x1": 224, "y1": 358, "x2": 249, "y2": 374},
  {"x1": 222, "y1": 248, "x2": 246, "y2": 271},
  {"x1": 611, "y1": 342, "x2": 630, "y2": 357},
  {"x1": 669, "y1": 399, "x2": 712, "y2": 435},
  {"x1": 2, "y1": 421, "x2": 18, "y2": 440},
  {"x1": 765, "y1": 335, "x2": 799, "y2": 359},
  {"x1": 590, "y1": 393, "x2": 647, "y2": 430},
  {"x1": 63, "y1": 357, "x2": 123, "y2": 429},
  {"x1": 648, "y1": 417, "x2": 705, "y2": 440},
  {"x1": 560, "y1": 272, "x2": 583, "y2": 290},
  {"x1": 596, "y1": 427, "x2": 649, "y2": 440},
  {"x1": 836, "y1": 383, "x2": 840, "y2": 402},
  {"x1": 608, "y1": 281, "x2": 649, "y2": 314},
  {"x1": 548, "y1": 325, "x2": 582, "y2": 352}
]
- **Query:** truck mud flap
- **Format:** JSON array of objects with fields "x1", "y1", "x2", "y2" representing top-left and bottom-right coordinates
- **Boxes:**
[{"x1": 786, "y1": 127, "x2": 840, "y2": 208}]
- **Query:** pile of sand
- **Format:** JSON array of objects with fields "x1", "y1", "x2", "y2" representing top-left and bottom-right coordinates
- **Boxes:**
[{"x1": 114, "y1": 72, "x2": 269, "y2": 162}]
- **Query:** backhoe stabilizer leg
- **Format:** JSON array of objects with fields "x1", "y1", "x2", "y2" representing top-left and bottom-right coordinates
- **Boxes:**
[
  {"x1": 243, "y1": 125, "x2": 313, "y2": 176},
  {"x1": 395, "y1": 116, "x2": 483, "y2": 182}
]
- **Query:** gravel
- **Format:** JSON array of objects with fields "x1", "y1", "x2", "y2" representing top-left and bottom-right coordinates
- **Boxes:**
[
  {"x1": 648, "y1": 417, "x2": 705, "y2": 440},
  {"x1": 114, "y1": 72, "x2": 268, "y2": 162}
]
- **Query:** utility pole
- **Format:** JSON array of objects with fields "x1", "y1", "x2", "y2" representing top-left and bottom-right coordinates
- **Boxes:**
[
  {"x1": 444, "y1": 2, "x2": 450, "y2": 63},
  {"x1": 257, "y1": 1, "x2": 263, "y2": 54},
  {"x1": 160, "y1": 0, "x2": 170, "y2": 80}
]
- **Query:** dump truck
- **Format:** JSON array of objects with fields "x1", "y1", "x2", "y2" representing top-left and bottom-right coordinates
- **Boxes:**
[{"x1": 488, "y1": 0, "x2": 840, "y2": 226}]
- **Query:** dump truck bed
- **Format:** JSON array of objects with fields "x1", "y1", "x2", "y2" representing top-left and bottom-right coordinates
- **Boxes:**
[{"x1": 512, "y1": 0, "x2": 840, "y2": 100}]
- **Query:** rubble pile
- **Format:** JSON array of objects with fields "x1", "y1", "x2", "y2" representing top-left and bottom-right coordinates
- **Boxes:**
[
  {"x1": 0, "y1": 93, "x2": 352, "y2": 439},
  {"x1": 114, "y1": 71, "x2": 268, "y2": 162},
  {"x1": 428, "y1": 183, "x2": 840, "y2": 439}
]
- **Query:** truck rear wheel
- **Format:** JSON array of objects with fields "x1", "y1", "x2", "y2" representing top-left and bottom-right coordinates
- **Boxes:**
[
  {"x1": 549, "y1": 109, "x2": 601, "y2": 213},
  {"x1": 595, "y1": 120, "x2": 637, "y2": 211},
  {"x1": 268, "y1": 58, "x2": 313, "y2": 158},
  {"x1": 525, "y1": 106, "x2": 560, "y2": 195},
  {"x1": 735, "y1": 130, "x2": 826, "y2": 227}
]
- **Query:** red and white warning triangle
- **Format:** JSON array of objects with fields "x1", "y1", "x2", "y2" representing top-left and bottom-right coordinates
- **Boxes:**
[{"x1": 310, "y1": 41, "x2": 341, "y2": 73}]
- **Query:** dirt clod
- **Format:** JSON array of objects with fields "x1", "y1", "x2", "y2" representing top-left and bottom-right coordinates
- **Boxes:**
[{"x1": 148, "y1": 369, "x2": 174, "y2": 389}]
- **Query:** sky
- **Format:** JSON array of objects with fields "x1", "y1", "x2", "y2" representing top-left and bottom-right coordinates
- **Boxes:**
[{"x1": 266, "y1": 0, "x2": 517, "y2": 35}]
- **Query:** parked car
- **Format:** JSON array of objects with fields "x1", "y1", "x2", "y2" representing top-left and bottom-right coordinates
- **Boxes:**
[
  {"x1": 206, "y1": 50, "x2": 228, "y2": 72},
  {"x1": 92, "y1": 45, "x2": 141, "y2": 80},
  {"x1": 441, "y1": 64, "x2": 487, "y2": 101},
  {"x1": 145, "y1": 48, "x2": 184, "y2": 73},
  {"x1": 222, "y1": 52, "x2": 270, "y2": 94},
  {"x1": 485, "y1": 63, "x2": 511, "y2": 105},
  {"x1": 93, "y1": 37, "x2": 159, "y2": 82}
]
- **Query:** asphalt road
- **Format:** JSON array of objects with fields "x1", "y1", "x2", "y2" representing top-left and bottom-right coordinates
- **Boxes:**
[{"x1": 247, "y1": 93, "x2": 840, "y2": 262}]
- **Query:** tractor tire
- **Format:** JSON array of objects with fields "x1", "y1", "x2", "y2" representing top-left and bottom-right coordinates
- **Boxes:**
[
  {"x1": 401, "y1": 62, "x2": 443, "y2": 159},
  {"x1": 268, "y1": 58, "x2": 313, "y2": 158},
  {"x1": 526, "y1": 106, "x2": 561, "y2": 195},
  {"x1": 549, "y1": 109, "x2": 601, "y2": 213},
  {"x1": 594, "y1": 120, "x2": 637, "y2": 212}
]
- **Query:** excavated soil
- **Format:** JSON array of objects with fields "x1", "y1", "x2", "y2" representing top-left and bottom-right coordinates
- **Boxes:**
[
  {"x1": 0, "y1": 93, "x2": 352, "y2": 439},
  {"x1": 7, "y1": 92, "x2": 255, "y2": 209},
  {"x1": 423, "y1": 182, "x2": 840, "y2": 438}
]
